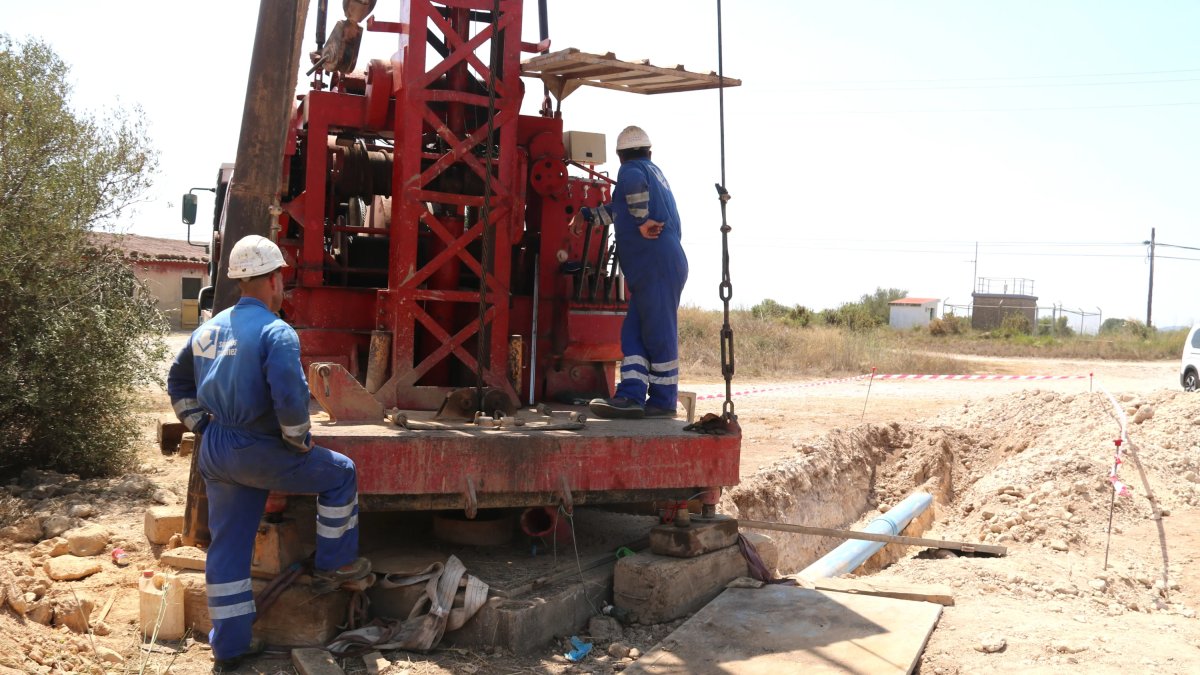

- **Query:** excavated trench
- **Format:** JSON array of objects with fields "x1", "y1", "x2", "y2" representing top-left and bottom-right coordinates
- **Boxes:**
[{"x1": 721, "y1": 388, "x2": 1200, "y2": 577}]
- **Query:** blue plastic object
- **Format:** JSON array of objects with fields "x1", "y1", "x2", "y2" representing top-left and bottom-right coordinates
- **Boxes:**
[
  {"x1": 799, "y1": 491, "x2": 933, "y2": 579},
  {"x1": 564, "y1": 636, "x2": 593, "y2": 662}
]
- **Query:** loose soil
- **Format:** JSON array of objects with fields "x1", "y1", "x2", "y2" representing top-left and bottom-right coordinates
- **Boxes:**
[{"x1": 1, "y1": 340, "x2": 1196, "y2": 674}]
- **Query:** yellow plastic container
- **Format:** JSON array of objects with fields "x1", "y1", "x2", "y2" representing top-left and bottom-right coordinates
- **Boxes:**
[{"x1": 139, "y1": 571, "x2": 185, "y2": 640}]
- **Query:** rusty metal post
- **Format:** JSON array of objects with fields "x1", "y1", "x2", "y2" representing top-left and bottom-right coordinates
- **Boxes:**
[
  {"x1": 182, "y1": 433, "x2": 210, "y2": 547},
  {"x1": 365, "y1": 330, "x2": 391, "y2": 394},
  {"x1": 212, "y1": 0, "x2": 312, "y2": 314}
]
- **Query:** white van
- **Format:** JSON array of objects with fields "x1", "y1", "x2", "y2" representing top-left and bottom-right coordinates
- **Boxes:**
[{"x1": 1182, "y1": 325, "x2": 1200, "y2": 391}]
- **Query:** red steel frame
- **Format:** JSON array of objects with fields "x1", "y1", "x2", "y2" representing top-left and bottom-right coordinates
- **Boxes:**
[{"x1": 269, "y1": 0, "x2": 739, "y2": 510}]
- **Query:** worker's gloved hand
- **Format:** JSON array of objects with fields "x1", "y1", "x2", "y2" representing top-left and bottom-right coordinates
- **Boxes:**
[
  {"x1": 191, "y1": 414, "x2": 210, "y2": 435},
  {"x1": 283, "y1": 431, "x2": 314, "y2": 454}
]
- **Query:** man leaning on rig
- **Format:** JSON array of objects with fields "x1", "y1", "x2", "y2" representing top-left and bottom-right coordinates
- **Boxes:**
[
  {"x1": 167, "y1": 234, "x2": 371, "y2": 672},
  {"x1": 589, "y1": 125, "x2": 689, "y2": 420}
]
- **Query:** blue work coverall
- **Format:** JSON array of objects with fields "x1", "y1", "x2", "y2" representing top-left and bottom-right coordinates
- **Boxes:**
[
  {"x1": 610, "y1": 158, "x2": 689, "y2": 409},
  {"x1": 166, "y1": 297, "x2": 359, "y2": 659}
]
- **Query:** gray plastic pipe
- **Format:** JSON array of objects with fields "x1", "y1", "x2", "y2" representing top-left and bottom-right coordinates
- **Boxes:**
[{"x1": 799, "y1": 491, "x2": 933, "y2": 579}]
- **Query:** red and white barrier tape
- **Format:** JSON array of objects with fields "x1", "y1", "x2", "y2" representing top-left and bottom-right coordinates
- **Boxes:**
[
  {"x1": 873, "y1": 373, "x2": 1088, "y2": 381},
  {"x1": 693, "y1": 374, "x2": 870, "y2": 401},
  {"x1": 692, "y1": 372, "x2": 1089, "y2": 400}
]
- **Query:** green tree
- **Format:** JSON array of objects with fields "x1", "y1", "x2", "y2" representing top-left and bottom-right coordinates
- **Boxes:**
[
  {"x1": 857, "y1": 287, "x2": 908, "y2": 325},
  {"x1": 0, "y1": 35, "x2": 165, "y2": 477}
]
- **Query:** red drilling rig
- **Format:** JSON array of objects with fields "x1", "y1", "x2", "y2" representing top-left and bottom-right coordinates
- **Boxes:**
[{"x1": 180, "y1": 0, "x2": 741, "y2": 538}]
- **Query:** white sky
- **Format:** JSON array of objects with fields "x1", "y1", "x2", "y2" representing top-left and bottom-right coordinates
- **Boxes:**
[{"x1": 6, "y1": 1, "x2": 1198, "y2": 330}]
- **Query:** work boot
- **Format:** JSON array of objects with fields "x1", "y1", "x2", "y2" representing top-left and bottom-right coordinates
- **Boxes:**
[
  {"x1": 588, "y1": 397, "x2": 645, "y2": 420},
  {"x1": 311, "y1": 556, "x2": 372, "y2": 593},
  {"x1": 212, "y1": 637, "x2": 266, "y2": 673},
  {"x1": 643, "y1": 405, "x2": 679, "y2": 418}
]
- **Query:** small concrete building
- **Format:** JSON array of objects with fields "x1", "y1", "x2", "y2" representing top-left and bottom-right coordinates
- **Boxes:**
[
  {"x1": 888, "y1": 297, "x2": 939, "y2": 330},
  {"x1": 93, "y1": 232, "x2": 209, "y2": 329},
  {"x1": 970, "y1": 278, "x2": 1038, "y2": 331}
]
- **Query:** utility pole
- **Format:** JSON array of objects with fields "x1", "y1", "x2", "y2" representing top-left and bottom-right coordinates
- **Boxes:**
[{"x1": 1146, "y1": 227, "x2": 1156, "y2": 328}]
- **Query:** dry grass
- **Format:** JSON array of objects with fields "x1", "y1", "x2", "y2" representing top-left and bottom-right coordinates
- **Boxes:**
[
  {"x1": 679, "y1": 307, "x2": 1185, "y2": 381},
  {"x1": 900, "y1": 328, "x2": 1187, "y2": 360},
  {"x1": 678, "y1": 307, "x2": 969, "y2": 380}
]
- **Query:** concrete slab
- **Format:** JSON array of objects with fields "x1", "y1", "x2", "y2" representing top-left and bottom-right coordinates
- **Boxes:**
[
  {"x1": 614, "y1": 532, "x2": 777, "y2": 624},
  {"x1": 649, "y1": 515, "x2": 738, "y2": 558},
  {"x1": 445, "y1": 558, "x2": 613, "y2": 653},
  {"x1": 626, "y1": 586, "x2": 942, "y2": 675}
]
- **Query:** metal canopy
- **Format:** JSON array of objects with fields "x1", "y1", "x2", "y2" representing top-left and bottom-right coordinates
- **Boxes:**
[{"x1": 521, "y1": 48, "x2": 741, "y2": 100}]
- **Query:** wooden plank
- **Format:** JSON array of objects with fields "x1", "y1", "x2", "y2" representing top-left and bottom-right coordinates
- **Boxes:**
[
  {"x1": 626, "y1": 587, "x2": 941, "y2": 675},
  {"x1": 292, "y1": 648, "x2": 345, "y2": 675},
  {"x1": 739, "y1": 518, "x2": 1007, "y2": 556},
  {"x1": 94, "y1": 591, "x2": 118, "y2": 626},
  {"x1": 362, "y1": 651, "x2": 388, "y2": 675},
  {"x1": 807, "y1": 577, "x2": 955, "y2": 607}
]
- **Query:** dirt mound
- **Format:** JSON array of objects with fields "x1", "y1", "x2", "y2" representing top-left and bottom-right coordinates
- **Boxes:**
[{"x1": 725, "y1": 388, "x2": 1200, "y2": 578}]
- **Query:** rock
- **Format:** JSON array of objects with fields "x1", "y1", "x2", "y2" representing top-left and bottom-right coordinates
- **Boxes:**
[
  {"x1": 31, "y1": 537, "x2": 69, "y2": 558},
  {"x1": 629, "y1": 648, "x2": 641, "y2": 659},
  {"x1": 52, "y1": 592, "x2": 94, "y2": 633},
  {"x1": 28, "y1": 484, "x2": 60, "y2": 500},
  {"x1": 4, "y1": 582, "x2": 28, "y2": 615},
  {"x1": 976, "y1": 633, "x2": 1007, "y2": 653},
  {"x1": 66, "y1": 504, "x2": 94, "y2": 519},
  {"x1": 0, "y1": 517, "x2": 42, "y2": 543},
  {"x1": 41, "y1": 515, "x2": 74, "y2": 539},
  {"x1": 1132, "y1": 405, "x2": 1154, "y2": 424},
  {"x1": 44, "y1": 555, "x2": 102, "y2": 581},
  {"x1": 589, "y1": 615, "x2": 624, "y2": 642},
  {"x1": 114, "y1": 475, "x2": 152, "y2": 496},
  {"x1": 1089, "y1": 579, "x2": 1108, "y2": 592},
  {"x1": 1052, "y1": 641, "x2": 1088, "y2": 654},
  {"x1": 65, "y1": 524, "x2": 109, "y2": 557},
  {"x1": 607, "y1": 642, "x2": 631, "y2": 659},
  {"x1": 152, "y1": 488, "x2": 176, "y2": 505},
  {"x1": 94, "y1": 647, "x2": 122, "y2": 665},
  {"x1": 92, "y1": 621, "x2": 112, "y2": 636},
  {"x1": 27, "y1": 598, "x2": 53, "y2": 625},
  {"x1": 1050, "y1": 540, "x2": 1069, "y2": 552}
]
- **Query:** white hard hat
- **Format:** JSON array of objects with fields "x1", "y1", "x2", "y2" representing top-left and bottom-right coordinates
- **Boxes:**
[
  {"x1": 226, "y1": 234, "x2": 288, "y2": 279},
  {"x1": 616, "y1": 125, "x2": 652, "y2": 151}
]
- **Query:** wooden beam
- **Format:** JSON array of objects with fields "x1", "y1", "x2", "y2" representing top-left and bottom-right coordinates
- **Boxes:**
[
  {"x1": 292, "y1": 648, "x2": 345, "y2": 675},
  {"x1": 738, "y1": 518, "x2": 1007, "y2": 556},
  {"x1": 806, "y1": 577, "x2": 956, "y2": 606}
]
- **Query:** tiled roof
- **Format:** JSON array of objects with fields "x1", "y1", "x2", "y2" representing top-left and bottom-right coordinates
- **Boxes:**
[
  {"x1": 889, "y1": 297, "x2": 938, "y2": 305},
  {"x1": 91, "y1": 231, "x2": 209, "y2": 264}
]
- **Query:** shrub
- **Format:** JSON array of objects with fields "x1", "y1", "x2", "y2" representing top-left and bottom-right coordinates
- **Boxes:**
[
  {"x1": 999, "y1": 313, "x2": 1033, "y2": 337},
  {"x1": 0, "y1": 36, "x2": 164, "y2": 478}
]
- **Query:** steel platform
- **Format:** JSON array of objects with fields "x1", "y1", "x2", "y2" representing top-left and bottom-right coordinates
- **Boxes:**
[{"x1": 310, "y1": 407, "x2": 741, "y2": 512}]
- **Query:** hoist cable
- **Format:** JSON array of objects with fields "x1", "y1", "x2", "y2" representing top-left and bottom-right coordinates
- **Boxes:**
[{"x1": 715, "y1": 0, "x2": 736, "y2": 422}]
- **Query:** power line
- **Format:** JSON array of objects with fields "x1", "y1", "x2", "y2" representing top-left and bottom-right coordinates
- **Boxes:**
[
  {"x1": 1156, "y1": 241, "x2": 1200, "y2": 252},
  {"x1": 795, "y1": 100, "x2": 1200, "y2": 115},
  {"x1": 804, "y1": 77, "x2": 1200, "y2": 93},
  {"x1": 796, "y1": 67, "x2": 1200, "y2": 85}
]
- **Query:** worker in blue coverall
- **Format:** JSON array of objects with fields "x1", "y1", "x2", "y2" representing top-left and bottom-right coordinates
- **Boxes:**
[
  {"x1": 167, "y1": 235, "x2": 371, "y2": 672},
  {"x1": 589, "y1": 126, "x2": 688, "y2": 420}
]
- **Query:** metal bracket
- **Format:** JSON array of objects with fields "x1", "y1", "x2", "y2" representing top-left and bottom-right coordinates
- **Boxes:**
[
  {"x1": 463, "y1": 476, "x2": 478, "y2": 520},
  {"x1": 557, "y1": 475, "x2": 574, "y2": 515},
  {"x1": 308, "y1": 362, "x2": 385, "y2": 423}
]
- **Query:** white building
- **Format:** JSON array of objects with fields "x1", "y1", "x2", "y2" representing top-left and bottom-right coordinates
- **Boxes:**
[
  {"x1": 888, "y1": 297, "x2": 939, "y2": 330},
  {"x1": 92, "y1": 232, "x2": 210, "y2": 329}
]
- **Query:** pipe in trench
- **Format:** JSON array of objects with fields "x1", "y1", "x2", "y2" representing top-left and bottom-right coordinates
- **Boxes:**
[{"x1": 799, "y1": 491, "x2": 933, "y2": 579}]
